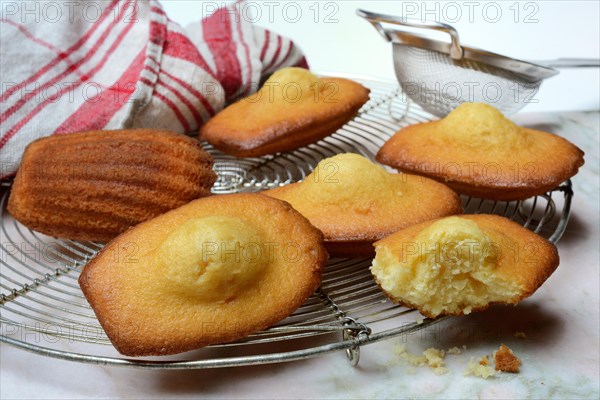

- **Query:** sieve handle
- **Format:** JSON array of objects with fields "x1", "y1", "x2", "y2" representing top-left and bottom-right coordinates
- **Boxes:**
[
  {"x1": 533, "y1": 58, "x2": 600, "y2": 68},
  {"x1": 356, "y1": 9, "x2": 464, "y2": 59}
]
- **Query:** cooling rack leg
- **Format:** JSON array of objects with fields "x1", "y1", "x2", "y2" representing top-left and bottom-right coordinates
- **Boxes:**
[
  {"x1": 342, "y1": 328, "x2": 361, "y2": 366},
  {"x1": 342, "y1": 327, "x2": 371, "y2": 367}
]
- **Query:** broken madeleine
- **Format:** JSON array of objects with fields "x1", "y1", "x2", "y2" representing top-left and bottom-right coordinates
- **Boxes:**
[
  {"x1": 265, "y1": 153, "x2": 462, "y2": 257},
  {"x1": 79, "y1": 193, "x2": 327, "y2": 356},
  {"x1": 376, "y1": 103, "x2": 584, "y2": 200},
  {"x1": 371, "y1": 214, "x2": 559, "y2": 317},
  {"x1": 199, "y1": 67, "x2": 370, "y2": 157}
]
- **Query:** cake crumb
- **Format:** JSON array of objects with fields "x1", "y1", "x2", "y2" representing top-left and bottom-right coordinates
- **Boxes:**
[
  {"x1": 434, "y1": 367, "x2": 449, "y2": 375},
  {"x1": 514, "y1": 331, "x2": 527, "y2": 339},
  {"x1": 395, "y1": 343, "x2": 521, "y2": 377},
  {"x1": 404, "y1": 352, "x2": 428, "y2": 366},
  {"x1": 464, "y1": 357, "x2": 496, "y2": 378},
  {"x1": 423, "y1": 348, "x2": 445, "y2": 368},
  {"x1": 424, "y1": 348, "x2": 448, "y2": 375},
  {"x1": 494, "y1": 343, "x2": 522, "y2": 373},
  {"x1": 395, "y1": 345, "x2": 448, "y2": 373},
  {"x1": 393, "y1": 343, "x2": 407, "y2": 355},
  {"x1": 395, "y1": 344, "x2": 427, "y2": 366}
]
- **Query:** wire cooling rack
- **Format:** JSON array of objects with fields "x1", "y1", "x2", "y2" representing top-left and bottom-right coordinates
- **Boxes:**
[{"x1": 0, "y1": 75, "x2": 573, "y2": 369}]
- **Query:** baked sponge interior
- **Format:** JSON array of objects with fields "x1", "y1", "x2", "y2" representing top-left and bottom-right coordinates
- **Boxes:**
[{"x1": 371, "y1": 217, "x2": 521, "y2": 317}]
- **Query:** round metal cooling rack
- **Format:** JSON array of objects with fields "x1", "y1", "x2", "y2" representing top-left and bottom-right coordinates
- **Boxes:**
[{"x1": 0, "y1": 75, "x2": 574, "y2": 369}]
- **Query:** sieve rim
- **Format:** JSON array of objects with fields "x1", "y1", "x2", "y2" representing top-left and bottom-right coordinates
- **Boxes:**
[
  {"x1": 357, "y1": 9, "x2": 559, "y2": 82},
  {"x1": 389, "y1": 30, "x2": 558, "y2": 82}
]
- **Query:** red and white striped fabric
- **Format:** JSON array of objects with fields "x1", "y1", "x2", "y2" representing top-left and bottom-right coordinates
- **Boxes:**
[{"x1": 0, "y1": 0, "x2": 307, "y2": 178}]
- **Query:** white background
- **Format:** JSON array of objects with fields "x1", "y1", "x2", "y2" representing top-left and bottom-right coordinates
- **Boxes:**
[{"x1": 162, "y1": 0, "x2": 600, "y2": 112}]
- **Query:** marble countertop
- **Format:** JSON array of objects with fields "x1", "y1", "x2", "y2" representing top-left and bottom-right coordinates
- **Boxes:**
[{"x1": 1, "y1": 110, "x2": 598, "y2": 399}]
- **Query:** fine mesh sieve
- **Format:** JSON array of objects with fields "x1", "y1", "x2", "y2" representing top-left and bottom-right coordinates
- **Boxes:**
[{"x1": 357, "y1": 9, "x2": 600, "y2": 117}]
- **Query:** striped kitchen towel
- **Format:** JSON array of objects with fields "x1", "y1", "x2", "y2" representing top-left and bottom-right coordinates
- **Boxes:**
[{"x1": 0, "y1": 0, "x2": 307, "y2": 178}]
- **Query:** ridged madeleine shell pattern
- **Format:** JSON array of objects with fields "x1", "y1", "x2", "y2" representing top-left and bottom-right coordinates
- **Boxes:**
[{"x1": 8, "y1": 129, "x2": 217, "y2": 242}]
